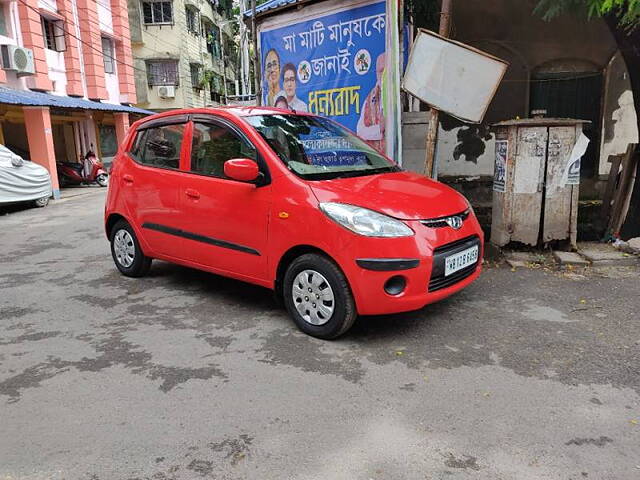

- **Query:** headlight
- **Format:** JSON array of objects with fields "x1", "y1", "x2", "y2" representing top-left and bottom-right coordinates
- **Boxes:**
[
  {"x1": 319, "y1": 202, "x2": 414, "y2": 238},
  {"x1": 465, "y1": 198, "x2": 475, "y2": 215}
]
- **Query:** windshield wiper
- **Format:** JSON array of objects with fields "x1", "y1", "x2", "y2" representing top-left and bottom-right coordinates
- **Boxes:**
[{"x1": 330, "y1": 166, "x2": 399, "y2": 179}]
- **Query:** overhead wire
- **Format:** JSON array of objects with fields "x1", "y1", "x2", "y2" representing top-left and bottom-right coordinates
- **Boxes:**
[{"x1": 16, "y1": 0, "x2": 228, "y2": 88}]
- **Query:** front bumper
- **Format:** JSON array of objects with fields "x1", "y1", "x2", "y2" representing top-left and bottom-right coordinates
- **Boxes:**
[{"x1": 339, "y1": 216, "x2": 484, "y2": 316}]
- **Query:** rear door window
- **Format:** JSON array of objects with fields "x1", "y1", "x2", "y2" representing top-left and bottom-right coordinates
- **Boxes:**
[
  {"x1": 137, "y1": 123, "x2": 186, "y2": 169},
  {"x1": 129, "y1": 130, "x2": 146, "y2": 162}
]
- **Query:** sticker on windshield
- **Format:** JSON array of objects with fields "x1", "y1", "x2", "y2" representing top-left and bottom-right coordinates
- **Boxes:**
[{"x1": 301, "y1": 133, "x2": 368, "y2": 167}]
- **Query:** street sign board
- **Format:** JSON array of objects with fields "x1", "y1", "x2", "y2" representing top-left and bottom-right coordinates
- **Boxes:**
[{"x1": 402, "y1": 29, "x2": 509, "y2": 124}]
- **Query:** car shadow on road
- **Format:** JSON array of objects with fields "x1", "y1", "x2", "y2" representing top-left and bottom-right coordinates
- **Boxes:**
[
  {"x1": 0, "y1": 202, "x2": 39, "y2": 215},
  {"x1": 146, "y1": 261, "x2": 280, "y2": 311},
  {"x1": 348, "y1": 300, "x2": 454, "y2": 341},
  {"x1": 139, "y1": 260, "x2": 457, "y2": 341}
]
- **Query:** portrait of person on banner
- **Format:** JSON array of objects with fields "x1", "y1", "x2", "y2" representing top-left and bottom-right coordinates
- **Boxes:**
[
  {"x1": 282, "y1": 63, "x2": 308, "y2": 112},
  {"x1": 260, "y1": 1, "x2": 388, "y2": 144},
  {"x1": 357, "y1": 53, "x2": 386, "y2": 153},
  {"x1": 264, "y1": 48, "x2": 283, "y2": 107},
  {"x1": 274, "y1": 95, "x2": 289, "y2": 110}
]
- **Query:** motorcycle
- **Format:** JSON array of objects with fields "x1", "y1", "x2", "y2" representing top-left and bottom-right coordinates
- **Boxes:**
[{"x1": 57, "y1": 151, "x2": 108, "y2": 187}]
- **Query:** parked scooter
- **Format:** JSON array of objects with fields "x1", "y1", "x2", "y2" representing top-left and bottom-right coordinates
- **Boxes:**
[{"x1": 56, "y1": 150, "x2": 109, "y2": 187}]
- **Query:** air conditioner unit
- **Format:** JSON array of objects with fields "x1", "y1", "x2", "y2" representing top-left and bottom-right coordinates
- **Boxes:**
[
  {"x1": 158, "y1": 85, "x2": 176, "y2": 98},
  {"x1": 1, "y1": 45, "x2": 35, "y2": 76}
]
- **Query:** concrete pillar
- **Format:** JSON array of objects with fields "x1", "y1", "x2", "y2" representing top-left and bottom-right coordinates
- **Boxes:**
[
  {"x1": 17, "y1": 0, "x2": 53, "y2": 91},
  {"x1": 76, "y1": 0, "x2": 107, "y2": 100},
  {"x1": 114, "y1": 112, "x2": 130, "y2": 146},
  {"x1": 110, "y1": 0, "x2": 137, "y2": 103},
  {"x1": 24, "y1": 107, "x2": 60, "y2": 199},
  {"x1": 57, "y1": 0, "x2": 85, "y2": 97}
]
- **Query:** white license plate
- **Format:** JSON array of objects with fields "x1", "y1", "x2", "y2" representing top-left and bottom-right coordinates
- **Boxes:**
[{"x1": 445, "y1": 246, "x2": 479, "y2": 276}]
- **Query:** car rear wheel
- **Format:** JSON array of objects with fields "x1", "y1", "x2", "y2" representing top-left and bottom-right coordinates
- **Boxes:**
[
  {"x1": 96, "y1": 173, "x2": 109, "y2": 187},
  {"x1": 110, "y1": 220, "x2": 151, "y2": 277},
  {"x1": 33, "y1": 196, "x2": 49, "y2": 208},
  {"x1": 283, "y1": 253, "x2": 357, "y2": 339}
]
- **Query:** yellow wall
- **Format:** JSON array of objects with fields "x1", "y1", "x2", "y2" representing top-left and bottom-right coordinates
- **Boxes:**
[{"x1": 131, "y1": 0, "x2": 237, "y2": 110}]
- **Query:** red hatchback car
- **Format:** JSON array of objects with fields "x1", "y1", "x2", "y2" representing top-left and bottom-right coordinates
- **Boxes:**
[{"x1": 105, "y1": 107, "x2": 483, "y2": 339}]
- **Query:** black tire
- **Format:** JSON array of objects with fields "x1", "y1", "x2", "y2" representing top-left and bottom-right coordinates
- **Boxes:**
[
  {"x1": 33, "y1": 196, "x2": 49, "y2": 208},
  {"x1": 96, "y1": 173, "x2": 109, "y2": 187},
  {"x1": 110, "y1": 220, "x2": 152, "y2": 277},
  {"x1": 283, "y1": 253, "x2": 357, "y2": 339}
]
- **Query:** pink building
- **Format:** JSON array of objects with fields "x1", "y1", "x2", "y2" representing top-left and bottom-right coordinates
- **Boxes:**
[{"x1": 0, "y1": 0, "x2": 148, "y2": 198}]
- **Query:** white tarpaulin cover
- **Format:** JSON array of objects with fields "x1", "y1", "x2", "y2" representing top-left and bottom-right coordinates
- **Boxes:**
[
  {"x1": 0, "y1": 145, "x2": 52, "y2": 203},
  {"x1": 402, "y1": 29, "x2": 509, "y2": 124}
]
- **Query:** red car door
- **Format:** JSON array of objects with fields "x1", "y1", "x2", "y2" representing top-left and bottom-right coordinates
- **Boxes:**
[
  {"x1": 178, "y1": 116, "x2": 271, "y2": 282},
  {"x1": 123, "y1": 117, "x2": 189, "y2": 260}
]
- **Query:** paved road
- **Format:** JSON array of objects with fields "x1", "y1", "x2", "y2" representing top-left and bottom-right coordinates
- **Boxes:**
[{"x1": 1, "y1": 189, "x2": 639, "y2": 480}]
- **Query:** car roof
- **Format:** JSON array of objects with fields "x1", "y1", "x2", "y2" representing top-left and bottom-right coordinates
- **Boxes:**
[{"x1": 136, "y1": 106, "x2": 314, "y2": 124}]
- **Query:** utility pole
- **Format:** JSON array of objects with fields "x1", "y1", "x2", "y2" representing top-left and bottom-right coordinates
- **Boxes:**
[
  {"x1": 423, "y1": 0, "x2": 452, "y2": 179},
  {"x1": 251, "y1": 0, "x2": 261, "y2": 105},
  {"x1": 219, "y1": 23, "x2": 228, "y2": 104},
  {"x1": 238, "y1": 0, "x2": 250, "y2": 97}
]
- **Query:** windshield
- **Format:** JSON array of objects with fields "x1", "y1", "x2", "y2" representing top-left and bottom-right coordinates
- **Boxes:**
[{"x1": 244, "y1": 114, "x2": 399, "y2": 180}]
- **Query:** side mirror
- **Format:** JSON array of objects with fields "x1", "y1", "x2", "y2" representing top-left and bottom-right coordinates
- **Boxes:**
[{"x1": 224, "y1": 158, "x2": 260, "y2": 183}]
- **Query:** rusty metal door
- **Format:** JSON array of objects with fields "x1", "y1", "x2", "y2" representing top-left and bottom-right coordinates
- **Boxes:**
[
  {"x1": 542, "y1": 126, "x2": 577, "y2": 242},
  {"x1": 509, "y1": 126, "x2": 547, "y2": 245}
]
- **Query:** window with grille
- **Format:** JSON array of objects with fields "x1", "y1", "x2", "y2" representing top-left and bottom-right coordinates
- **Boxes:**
[
  {"x1": 204, "y1": 25, "x2": 214, "y2": 54},
  {"x1": 142, "y1": 0, "x2": 173, "y2": 24},
  {"x1": 190, "y1": 63, "x2": 202, "y2": 89},
  {"x1": 41, "y1": 17, "x2": 65, "y2": 52},
  {"x1": 0, "y1": 5, "x2": 9, "y2": 37},
  {"x1": 147, "y1": 60, "x2": 179, "y2": 86},
  {"x1": 102, "y1": 37, "x2": 115, "y2": 74},
  {"x1": 186, "y1": 7, "x2": 198, "y2": 34},
  {"x1": 207, "y1": 28, "x2": 221, "y2": 58}
]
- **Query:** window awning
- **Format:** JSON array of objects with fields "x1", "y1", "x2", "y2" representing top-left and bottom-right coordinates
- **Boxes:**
[
  {"x1": 0, "y1": 87, "x2": 152, "y2": 115},
  {"x1": 243, "y1": 0, "x2": 311, "y2": 18}
]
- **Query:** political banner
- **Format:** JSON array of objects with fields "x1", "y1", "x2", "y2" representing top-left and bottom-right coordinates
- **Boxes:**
[{"x1": 260, "y1": 1, "x2": 388, "y2": 152}]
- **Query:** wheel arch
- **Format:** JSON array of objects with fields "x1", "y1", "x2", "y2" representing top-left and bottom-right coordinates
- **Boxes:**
[
  {"x1": 105, "y1": 213, "x2": 128, "y2": 239},
  {"x1": 274, "y1": 245, "x2": 346, "y2": 300}
]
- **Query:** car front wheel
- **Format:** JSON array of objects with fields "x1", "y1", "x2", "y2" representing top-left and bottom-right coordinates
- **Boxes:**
[
  {"x1": 96, "y1": 173, "x2": 109, "y2": 187},
  {"x1": 33, "y1": 196, "x2": 49, "y2": 208},
  {"x1": 283, "y1": 253, "x2": 357, "y2": 339},
  {"x1": 110, "y1": 220, "x2": 151, "y2": 277}
]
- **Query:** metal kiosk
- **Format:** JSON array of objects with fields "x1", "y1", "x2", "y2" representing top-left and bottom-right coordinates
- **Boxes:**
[{"x1": 490, "y1": 118, "x2": 590, "y2": 249}]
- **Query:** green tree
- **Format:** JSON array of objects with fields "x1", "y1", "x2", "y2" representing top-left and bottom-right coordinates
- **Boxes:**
[{"x1": 535, "y1": 0, "x2": 640, "y2": 27}]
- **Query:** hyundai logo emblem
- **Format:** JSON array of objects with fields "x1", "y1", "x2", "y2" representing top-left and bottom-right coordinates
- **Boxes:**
[{"x1": 445, "y1": 216, "x2": 463, "y2": 230}]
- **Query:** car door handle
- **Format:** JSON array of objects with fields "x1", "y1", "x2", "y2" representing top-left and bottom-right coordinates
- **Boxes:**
[
  {"x1": 185, "y1": 189, "x2": 200, "y2": 199},
  {"x1": 123, "y1": 174, "x2": 134, "y2": 184}
]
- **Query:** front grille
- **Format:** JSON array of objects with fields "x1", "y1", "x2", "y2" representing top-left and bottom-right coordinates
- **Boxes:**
[
  {"x1": 421, "y1": 209, "x2": 470, "y2": 229},
  {"x1": 428, "y1": 235, "x2": 480, "y2": 292}
]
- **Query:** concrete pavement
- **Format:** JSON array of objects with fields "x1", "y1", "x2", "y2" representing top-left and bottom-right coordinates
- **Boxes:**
[{"x1": 0, "y1": 189, "x2": 639, "y2": 479}]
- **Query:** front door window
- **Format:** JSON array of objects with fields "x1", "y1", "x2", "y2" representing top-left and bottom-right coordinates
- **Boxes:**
[{"x1": 190, "y1": 122, "x2": 256, "y2": 177}]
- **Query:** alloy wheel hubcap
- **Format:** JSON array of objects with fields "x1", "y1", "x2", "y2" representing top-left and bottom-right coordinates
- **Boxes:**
[
  {"x1": 113, "y1": 229, "x2": 135, "y2": 268},
  {"x1": 292, "y1": 270, "x2": 335, "y2": 326}
]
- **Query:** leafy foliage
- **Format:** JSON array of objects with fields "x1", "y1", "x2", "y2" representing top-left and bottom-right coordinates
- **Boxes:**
[
  {"x1": 534, "y1": 0, "x2": 640, "y2": 27},
  {"x1": 217, "y1": 0, "x2": 234, "y2": 18},
  {"x1": 403, "y1": 0, "x2": 440, "y2": 30}
]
